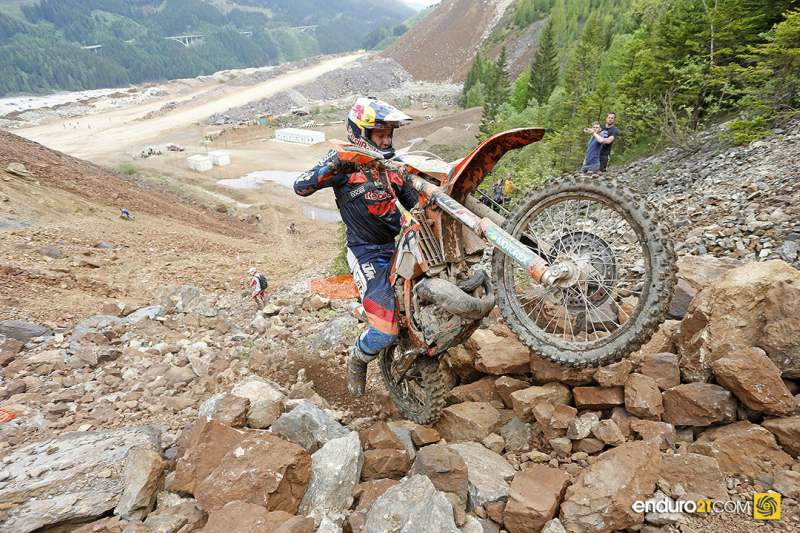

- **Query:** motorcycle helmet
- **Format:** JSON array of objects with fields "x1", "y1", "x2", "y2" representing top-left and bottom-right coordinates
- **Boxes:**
[{"x1": 346, "y1": 96, "x2": 412, "y2": 159}]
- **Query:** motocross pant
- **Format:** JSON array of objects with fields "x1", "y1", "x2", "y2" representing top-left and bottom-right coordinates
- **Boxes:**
[{"x1": 347, "y1": 242, "x2": 398, "y2": 357}]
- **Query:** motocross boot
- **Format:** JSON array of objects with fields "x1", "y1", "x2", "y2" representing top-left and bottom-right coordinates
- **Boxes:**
[{"x1": 347, "y1": 343, "x2": 376, "y2": 397}]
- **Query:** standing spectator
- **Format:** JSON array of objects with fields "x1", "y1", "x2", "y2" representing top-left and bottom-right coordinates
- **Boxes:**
[
  {"x1": 492, "y1": 180, "x2": 505, "y2": 208},
  {"x1": 581, "y1": 122, "x2": 606, "y2": 173},
  {"x1": 599, "y1": 112, "x2": 619, "y2": 172}
]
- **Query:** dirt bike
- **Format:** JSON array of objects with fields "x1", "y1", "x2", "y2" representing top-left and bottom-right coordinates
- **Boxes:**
[{"x1": 336, "y1": 128, "x2": 676, "y2": 424}]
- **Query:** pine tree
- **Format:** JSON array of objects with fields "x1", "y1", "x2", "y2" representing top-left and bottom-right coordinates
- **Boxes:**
[
  {"x1": 527, "y1": 19, "x2": 559, "y2": 105},
  {"x1": 478, "y1": 46, "x2": 510, "y2": 138},
  {"x1": 494, "y1": 46, "x2": 511, "y2": 105}
]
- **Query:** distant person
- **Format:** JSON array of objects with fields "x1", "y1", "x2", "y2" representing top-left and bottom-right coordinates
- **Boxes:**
[
  {"x1": 120, "y1": 208, "x2": 134, "y2": 220},
  {"x1": 248, "y1": 267, "x2": 268, "y2": 307},
  {"x1": 492, "y1": 180, "x2": 504, "y2": 208},
  {"x1": 599, "y1": 112, "x2": 619, "y2": 171},
  {"x1": 581, "y1": 122, "x2": 607, "y2": 173},
  {"x1": 503, "y1": 173, "x2": 515, "y2": 198},
  {"x1": 287, "y1": 222, "x2": 298, "y2": 234}
]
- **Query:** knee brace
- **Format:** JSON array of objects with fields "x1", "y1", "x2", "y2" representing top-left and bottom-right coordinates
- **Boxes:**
[{"x1": 356, "y1": 327, "x2": 397, "y2": 356}]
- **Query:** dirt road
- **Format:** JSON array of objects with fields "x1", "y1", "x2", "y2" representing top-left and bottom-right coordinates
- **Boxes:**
[{"x1": 14, "y1": 53, "x2": 366, "y2": 160}]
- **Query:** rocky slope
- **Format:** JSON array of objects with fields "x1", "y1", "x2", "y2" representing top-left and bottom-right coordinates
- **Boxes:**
[
  {"x1": 2, "y1": 254, "x2": 799, "y2": 532},
  {"x1": 382, "y1": 0, "x2": 519, "y2": 82},
  {"x1": 2, "y1": 122, "x2": 800, "y2": 532},
  {"x1": 610, "y1": 119, "x2": 800, "y2": 270}
]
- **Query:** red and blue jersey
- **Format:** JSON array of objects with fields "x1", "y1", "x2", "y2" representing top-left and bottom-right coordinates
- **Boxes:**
[{"x1": 293, "y1": 150, "x2": 419, "y2": 247}]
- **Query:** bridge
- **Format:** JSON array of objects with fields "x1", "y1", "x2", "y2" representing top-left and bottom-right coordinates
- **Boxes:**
[
  {"x1": 81, "y1": 44, "x2": 102, "y2": 53},
  {"x1": 165, "y1": 31, "x2": 254, "y2": 48},
  {"x1": 165, "y1": 34, "x2": 205, "y2": 47}
]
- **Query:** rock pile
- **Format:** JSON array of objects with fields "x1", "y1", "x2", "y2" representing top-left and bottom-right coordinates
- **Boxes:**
[
  {"x1": 2, "y1": 263, "x2": 800, "y2": 531},
  {"x1": 612, "y1": 120, "x2": 800, "y2": 269}
]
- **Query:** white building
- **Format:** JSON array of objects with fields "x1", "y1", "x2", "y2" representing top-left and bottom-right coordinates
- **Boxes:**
[
  {"x1": 187, "y1": 154, "x2": 213, "y2": 172},
  {"x1": 275, "y1": 128, "x2": 325, "y2": 145},
  {"x1": 208, "y1": 150, "x2": 231, "y2": 166}
]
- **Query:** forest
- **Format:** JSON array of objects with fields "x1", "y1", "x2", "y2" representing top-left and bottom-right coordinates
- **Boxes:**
[
  {"x1": 0, "y1": 0, "x2": 412, "y2": 96},
  {"x1": 463, "y1": 0, "x2": 800, "y2": 190}
]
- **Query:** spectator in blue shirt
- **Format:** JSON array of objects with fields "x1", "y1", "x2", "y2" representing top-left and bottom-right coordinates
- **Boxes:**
[{"x1": 581, "y1": 122, "x2": 608, "y2": 173}]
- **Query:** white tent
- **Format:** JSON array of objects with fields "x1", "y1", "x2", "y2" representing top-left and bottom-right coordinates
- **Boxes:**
[
  {"x1": 208, "y1": 150, "x2": 231, "y2": 166},
  {"x1": 275, "y1": 128, "x2": 325, "y2": 145},
  {"x1": 187, "y1": 154, "x2": 213, "y2": 172}
]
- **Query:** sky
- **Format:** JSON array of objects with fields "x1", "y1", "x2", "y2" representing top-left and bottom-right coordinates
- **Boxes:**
[{"x1": 401, "y1": 0, "x2": 441, "y2": 11}]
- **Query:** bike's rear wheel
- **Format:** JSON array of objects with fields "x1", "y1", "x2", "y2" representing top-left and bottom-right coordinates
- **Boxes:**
[
  {"x1": 492, "y1": 176, "x2": 676, "y2": 367},
  {"x1": 379, "y1": 346, "x2": 448, "y2": 425}
]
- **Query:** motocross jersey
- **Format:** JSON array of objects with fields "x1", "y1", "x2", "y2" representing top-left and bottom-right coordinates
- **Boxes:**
[{"x1": 294, "y1": 149, "x2": 419, "y2": 246}]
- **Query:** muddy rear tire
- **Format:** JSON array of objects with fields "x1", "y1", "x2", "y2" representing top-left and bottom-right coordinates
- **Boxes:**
[
  {"x1": 492, "y1": 175, "x2": 676, "y2": 367},
  {"x1": 379, "y1": 348, "x2": 448, "y2": 425}
]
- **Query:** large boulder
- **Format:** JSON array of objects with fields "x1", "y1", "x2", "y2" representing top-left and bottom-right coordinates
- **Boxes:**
[
  {"x1": 170, "y1": 419, "x2": 310, "y2": 514},
  {"x1": 362, "y1": 475, "x2": 459, "y2": 533},
  {"x1": 503, "y1": 466, "x2": 570, "y2": 533},
  {"x1": 761, "y1": 416, "x2": 800, "y2": 457},
  {"x1": 657, "y1": 453, "x2": 728, "y2": 501},
  {"x1": 594, "y1": 360, "x2": 633, "y2": 387},
  {"x1": 495, "y1": 376, "x2": 530, "y2": 408},
  {"x1": 230, "y1": 376, "x2": 286, "y2": 429},
  {"x1": 299, "y1": 431, "x2": 363, "y2": 526},
  {"x1": 446, "y1": 377, "x2": 501, "y2": 404},
  {"x1": 114, "y1": 447, "x2": 165, "y2": 520},
  {"x1": 193, "y1": 432, "x2": 310, "y2": 513},
  {"x1": 0, "y1": 320, "x2": 52, "y2": 342},
  {"x1": 361, "y1": 449, "x2": 411, "y2": 481},
  {"x1": 435, "y1": 402, "x2": 501, "y2": 442},
  {"x1": 624, "y1": 374, "x2": 663, "y2": 420},
  {"x1": 359, "y1": 422, "x2": 407, "y2": 451},
  {"x1": 638, "y1": 353, "x2": 680, "y2": 390},
  {"x1": 662, "y1": 383, "x2": 738, "y2": 426},
  {"x1": 448, "y1": 442, "x2": 516, "y2": 510},
  {"x1": 169, "y1": 420, "x2": 243, "y2": 494},
  {"x1": 0, "y1": 426, "x2": 161, "y2": 533},
  {"x1": 409, "y1": 444, "x2": 469, "y2": 525},
  {"x1": 471, "y1": 329, "x2": 530, "y2": 374},
  {"x1": 677, "y1": 260, "x2": 800, "y2": 381},
  {"x1": 270, "y1": 401, "x2": 349, "y2": 453},
  {"x1": 559, "y1": 441, "x2": 662, "y2": 532},
  {"x1": 688, "y1": 421, "x2": 793, "y2": 479},
  {"x1": 669, "y1": 255, "x2": 740, "y2": 319},
  {"x1": 511, "y1": 384, "x2": 572, "y2": 422},
  {"x1": 710, "y1": 348, "x2": 797, "y2": 416},
  {"x1": 573, "y1": 386, "x2": 624, "y2": 410}
]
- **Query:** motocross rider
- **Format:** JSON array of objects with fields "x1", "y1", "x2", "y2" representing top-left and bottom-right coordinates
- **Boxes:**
[{"x1": 294, "y1": 97, "x2": 418, "y2": 396}]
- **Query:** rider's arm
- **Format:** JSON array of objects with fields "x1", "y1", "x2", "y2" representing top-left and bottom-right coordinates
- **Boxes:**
[
  {"x1": 395, "y1": 178, "x2": 420, "y2": 211},
  {"x1": 293, "y1": 150, "x2": 349, "y2": 196}
]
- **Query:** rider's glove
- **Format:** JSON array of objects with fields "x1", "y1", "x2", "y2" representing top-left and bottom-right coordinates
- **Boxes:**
[{"x1": 327, "y1": 153, "x2": 357, "y2": 175}]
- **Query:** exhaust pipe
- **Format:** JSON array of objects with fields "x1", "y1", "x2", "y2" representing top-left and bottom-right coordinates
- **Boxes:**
[{"x1": 415, "y1": 276, "x2": 495, "y2": 321}]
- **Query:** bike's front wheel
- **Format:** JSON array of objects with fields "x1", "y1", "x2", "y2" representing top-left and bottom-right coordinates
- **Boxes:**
[{"x1": 492, "y1": 176, "x2": 676, "y2": 367}]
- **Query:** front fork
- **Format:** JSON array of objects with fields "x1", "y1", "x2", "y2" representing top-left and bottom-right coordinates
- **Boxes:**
[{"x1": 408, "y1": 175, "x2": 567, "y2": 287}]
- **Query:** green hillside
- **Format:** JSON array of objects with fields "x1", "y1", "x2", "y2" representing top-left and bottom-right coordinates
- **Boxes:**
[
  {"x1": 0, "y1": 0, "x2": 414, "y2": 96},
  {"x1": 462, "y1": 0, "x2": 800, "y2": 191}
]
